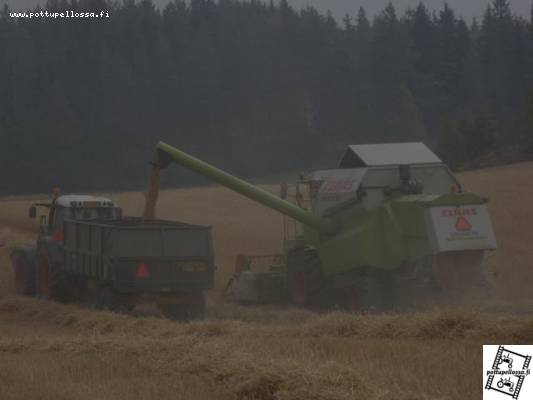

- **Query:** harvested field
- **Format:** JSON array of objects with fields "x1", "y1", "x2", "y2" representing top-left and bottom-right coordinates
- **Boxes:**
[{"x1": 1, "y1": 162, "x2": 533, "y2": 399}]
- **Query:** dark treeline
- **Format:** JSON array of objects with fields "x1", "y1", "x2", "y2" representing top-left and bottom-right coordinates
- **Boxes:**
[{"x1": 1, "y1": 0, "x2": 533, "y2": 194}]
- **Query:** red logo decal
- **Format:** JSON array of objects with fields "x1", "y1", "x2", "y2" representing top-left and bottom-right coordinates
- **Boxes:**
[{"x1": 455, "y1": 216, "x2": 472, "y2": 231}]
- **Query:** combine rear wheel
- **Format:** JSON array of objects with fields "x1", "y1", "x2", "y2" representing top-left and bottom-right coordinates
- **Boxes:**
[
  {"x1": 332, "y1": 269, "x2": 393, "y2": 313},
  {"x1": 393, "y1": 256, "x2": 441, "y2": 310},
  {"x1": 392, "y1": 251, "x2": 490, "y2": 309}
]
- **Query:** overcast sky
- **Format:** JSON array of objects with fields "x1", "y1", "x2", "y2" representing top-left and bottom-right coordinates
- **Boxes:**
[{"x1": 4, "y1": 0, "x2": 532, "y2": 22}]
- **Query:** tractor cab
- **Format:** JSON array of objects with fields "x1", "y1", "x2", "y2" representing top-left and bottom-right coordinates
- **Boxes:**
[{"x1": 29, "y1": 192, "x2": 121, "y2": 237}]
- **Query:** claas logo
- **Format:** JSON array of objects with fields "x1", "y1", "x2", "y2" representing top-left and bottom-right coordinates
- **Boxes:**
[
  {"x1": 441, "y1": 208, "x2": 477, "y2": 217},
  {"x1": 455, "y1": 216, "x2": 472, "y2": 231}
]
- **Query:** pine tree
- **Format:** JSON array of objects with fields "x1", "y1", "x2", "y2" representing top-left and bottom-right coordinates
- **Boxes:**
[
  {"x1": 354, "y1": 6, "x2": 371, "y2": 62},
  {"x1": 478, "y1": 0, "x2": 528, "y2": 141},
  {"x1": 492, "y1": 0, "x2": 511, "y2": 20},
  {"x1": 528, "y1": 90, "x2": 533, "y2": 151},
  {"x1": 370, "y1": 3, "x2": 412, "y2": 86},
  {"x1": 343, "y1": 14, "x2": 354, "y2": 33},
  {"x1": 409, "y1": 2, "x2": 434, "y2": 74},
  {"x1": 356, "y1": 6, "x2": 370, "y2": 35},
  {"x1": 460, "y1": 116, "x2": 495, "y2": 158},
  {"x1": 531, "y1": 3, "x2": 533, "y2": 30}
]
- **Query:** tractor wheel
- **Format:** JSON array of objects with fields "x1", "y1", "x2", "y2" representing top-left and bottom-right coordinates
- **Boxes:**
[
  {"x1": 69, "y1": 276, "x2": 89, "y2": 303},
  {"x1": 88, "y1": 284, "x2": 136, "y2": 313},
  {"x1": 286, "y1": 248, "x2": 323, "y2": 307},
  {"x1": 11, "y1": 250, "x2": 36, "y2": 296},
  {"x1": 158, "y1": 292, "x2": 206, "y2": 321},
  {"x1": 36, "y1": 248, "x2": 70, "y2": 301}
]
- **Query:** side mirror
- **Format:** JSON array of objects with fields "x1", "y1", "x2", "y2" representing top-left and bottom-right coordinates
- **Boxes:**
[{"x1": 29, "y1": 206, "x2": 37, "y2": 219}]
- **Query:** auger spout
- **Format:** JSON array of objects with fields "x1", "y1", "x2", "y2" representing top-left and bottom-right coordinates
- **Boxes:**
[{"x1": 154, "y1": 141, "x2": 338, "y2": 235}]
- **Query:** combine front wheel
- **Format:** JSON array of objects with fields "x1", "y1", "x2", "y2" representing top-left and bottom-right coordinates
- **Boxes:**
[
  {"x1": 333, "y1": 270, "x2": 392, "y2": 313},
  {"x1": 286, "y1": 248, "x2": 323, "y2": 307}
]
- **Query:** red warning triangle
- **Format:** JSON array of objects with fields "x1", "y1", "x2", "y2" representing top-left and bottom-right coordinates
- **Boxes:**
[
  {"x1": 135, "y1": 263, "x2": 150, "y2": 278},
  {"x1": 455, "y1": 216, "x2": 472, "y2": 231}
]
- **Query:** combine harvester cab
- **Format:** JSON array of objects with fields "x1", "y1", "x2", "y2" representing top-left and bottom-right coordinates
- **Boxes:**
[{"x1": 154, "y1": 141, "x2": 497, "y2": 311}]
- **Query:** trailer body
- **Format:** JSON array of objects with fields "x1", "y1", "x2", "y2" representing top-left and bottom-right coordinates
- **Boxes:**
[
  {"x1": 12, "y1": 195, "x2": 215, "y2": 319},
  {"x1": 62, "y1": 218, "x2": 215, "y2": 294}
]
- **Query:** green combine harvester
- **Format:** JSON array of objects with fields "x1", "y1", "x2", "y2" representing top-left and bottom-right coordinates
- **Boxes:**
[{"x1": 153, "y1": 141, "x2": 497, "y2": 310}]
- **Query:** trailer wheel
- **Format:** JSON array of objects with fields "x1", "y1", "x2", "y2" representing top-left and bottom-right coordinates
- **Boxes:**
[
  {"x1": 98, "y1": 287, "x2": 136, "y2": 313},
  {"x1": 159, "y1": 293, "x2": 206, "y2": 321},
  {"x1": 36, "y1": 248, "x2": 69, "y2": 301},
  {"x1": 11, "y1": 250, "x2": 36, "y2": 296}
]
